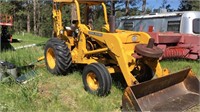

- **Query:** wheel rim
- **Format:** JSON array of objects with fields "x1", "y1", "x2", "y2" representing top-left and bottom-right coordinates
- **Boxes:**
[
  {"x1": 46, "y1": 48, "x2": 56, "y2": 69},
  {"x1": 86, "y1": 72, "x2": 99, "y2": 91}
]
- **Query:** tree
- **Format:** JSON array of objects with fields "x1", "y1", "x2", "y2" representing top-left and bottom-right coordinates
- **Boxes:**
[
  {"x1": 26, "y1": 0, "x2": 31, "y2": 33},
  {"x1": 33, "y1": 0, "x2": 36, "y2": 34},
  {"x1": 178, "y1": 0, "x2": 200, "y2": 11},
  {"x1": 161, "y1": 0, "x2": 167, "y2": 8},
  {"x1": 0, "y1": 0, "x2": 143, "y2": 37},
  {"x1": 37, "y1": 1, "x2": 53, "y2": 37},
  {"x1": 0, "y1": 1, "x2": 28, "y2": 32},
  {"x1": 160, "y1": 0, "x2": 174, "y2": 12},
  {"x1": 37, "y1": 0, "x2": 41, "y2": 35},
  {"x1": 125, "y1": 0, "x2": 129, "y2": 16},
  {"x1": 142, "y1": 0, "x2": 146, "y2": 14},
  {"x1": 114, "y1": 0, "x2": 139, "y2": 16}
]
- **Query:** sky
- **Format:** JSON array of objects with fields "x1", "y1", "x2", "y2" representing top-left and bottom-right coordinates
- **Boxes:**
[{"x1": 147, "y1": 0, "x2": 180, "y2": 10}]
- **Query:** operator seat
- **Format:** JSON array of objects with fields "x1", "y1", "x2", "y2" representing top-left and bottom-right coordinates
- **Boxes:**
[{"x1": 65, "y1": 20, "x2": 79, "y2": 37}]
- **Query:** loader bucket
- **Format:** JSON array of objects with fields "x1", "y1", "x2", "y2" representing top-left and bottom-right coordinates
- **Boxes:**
[{"x1": 122, "y1": 68, "x2": 200, "y2": 111}]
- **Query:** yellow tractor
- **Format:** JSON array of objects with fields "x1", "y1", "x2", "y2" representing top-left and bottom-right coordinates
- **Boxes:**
[{"x1": 44, "y1": 0, "x2": 200, "y2": 111}]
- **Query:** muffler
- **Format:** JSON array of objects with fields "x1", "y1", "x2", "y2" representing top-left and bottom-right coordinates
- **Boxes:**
[{"x1": 122, "y1": 68, "x2": 200, "y2": 111}]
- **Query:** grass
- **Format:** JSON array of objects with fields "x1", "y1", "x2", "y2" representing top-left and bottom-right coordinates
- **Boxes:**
[
  {"x1": 0, "y1": 33, "x2": 199, "y2": 111},
  {"x1": 11, "y1": 33, "x2": 48, "y2": 48},
  {"x1": 160, "y1": 59, "x2": 199, "y2": 76}
]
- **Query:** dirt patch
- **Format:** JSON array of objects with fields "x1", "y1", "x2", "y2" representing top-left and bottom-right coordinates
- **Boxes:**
[
  {"x1": 38, "y1": 81, "x2": 78, "y2": 109},
  {"x1": 59, "y1": 93, "x2": 78, "y2": 109},
  {"x1": 38, "y1": 82, "x2": 58, "y2": 99}
]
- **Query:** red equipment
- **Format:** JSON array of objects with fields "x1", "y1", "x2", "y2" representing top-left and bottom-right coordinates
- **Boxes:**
[
  {"x1": 0, "y1": 14, "x2": 13, "y2": 43},
  {"x1": 148, "y1": 32, "x2": 200, "y2": 60},
  {"x1": 0, "y1": 14, "x2": 13, "y2": 26}
]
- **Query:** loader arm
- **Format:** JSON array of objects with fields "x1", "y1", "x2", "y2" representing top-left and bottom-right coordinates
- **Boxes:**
[
  {"x1": 84, "y1": 31, "x2": 138, "y2": 85},
  {"x1": 80, "y1": 24, "x2": 165, "y2": 86}
]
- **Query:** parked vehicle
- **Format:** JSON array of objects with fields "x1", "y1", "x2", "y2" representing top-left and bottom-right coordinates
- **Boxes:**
[
  {"x1": 117, "y1": 11, "x2": 200, "y2": 60},
  {"x1": 44, "y1": 1, "x2": 199, "y2": 111},
  {"x1": 117, "y1": 11, "x2": 200, "y2": 35}
]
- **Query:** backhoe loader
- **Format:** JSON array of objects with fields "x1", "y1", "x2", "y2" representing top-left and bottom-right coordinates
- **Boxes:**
[{"x1": 44, "y1": 0, "x2": 200, "y2": 111}]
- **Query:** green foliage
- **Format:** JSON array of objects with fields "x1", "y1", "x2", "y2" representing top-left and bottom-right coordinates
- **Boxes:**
[
  {"x1": 1, "y1": 0, "x2": 146, "y2": 37},
  {"x1": 0, "y1": 1, "x2": 53, "y2": 37},
  {"x1": 178, "y1": 0, "x2": 200, "y2": 11},
  {"x1": 38, "y1": 2, "x2": 53, "y2": 37},
  {"x1": 61, "y1": 5, "x2": 71, "y2": 27},
  {"x1": 0, "y1": 2, "x2": 13, "y2": 14},
  {"x1": 3, "y1": 0, "x2": 196, "y2": 38}
]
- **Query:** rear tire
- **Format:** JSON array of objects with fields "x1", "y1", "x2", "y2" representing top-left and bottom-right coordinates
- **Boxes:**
[
  {"x1": 82, "y1": 63, "x2": 112, "y2": 96},
  {"x1": 44, "y1": 38, "x2": 72, "y2": 75}
]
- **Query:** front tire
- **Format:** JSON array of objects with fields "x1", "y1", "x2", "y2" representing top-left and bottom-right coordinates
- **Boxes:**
[
  {"x1": 82, "y1": 63, "x2": 112, "y2": 96},
  {"x1": 44, "y1": 38, "x2": 72, "y2": 75}
]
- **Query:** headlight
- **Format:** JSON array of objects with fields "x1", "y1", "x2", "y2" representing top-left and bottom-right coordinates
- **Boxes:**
[
  {"x1": 132, "y1": 35, "x2": 138, "y2": 42},
  {"x1": 60, "y1": 30, "x2": 64, "y2": 34},
  {"x1": 75, "y1": 29, "x2": 79, "y2": 33}
]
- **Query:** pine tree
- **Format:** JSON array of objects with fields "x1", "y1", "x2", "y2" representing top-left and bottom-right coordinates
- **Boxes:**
[{"x1": 178, "y1": 0, "x2": 200, "y2": 11}]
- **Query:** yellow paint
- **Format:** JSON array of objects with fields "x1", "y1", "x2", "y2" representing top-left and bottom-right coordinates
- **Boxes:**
[
  {"x1": 37, "y1": 56, "x2": 45, "y2": 62},
  {"x1": 51, "y1": 0, "x2": 171, "y2": 87},
  {"x1": 86, "y1": 72, "x2": 99, "y2": 91},
  {"x1": 46, "y1": 48, "x2": 56, "y2": 69}
]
